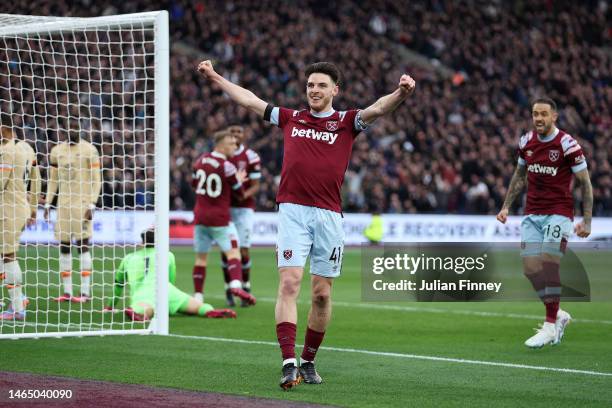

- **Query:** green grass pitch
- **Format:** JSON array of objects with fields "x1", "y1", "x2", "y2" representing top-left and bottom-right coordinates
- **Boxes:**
[{"x1": 1, "y1": 246, "x2": 612, "y2": 407}]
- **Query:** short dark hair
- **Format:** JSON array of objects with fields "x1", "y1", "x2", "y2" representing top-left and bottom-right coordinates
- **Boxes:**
[
  {"x1": 532, "y1": 97, "x2": 557, "y2": 111},
  {"x1": 141, "y1": 228, "x2": 155, "y2": 247},
  {"x1": 213, "y1": 130, "x2": 231, "y2": 144},
  {"x1": 226, "y1": 125, "x2": 244, "y2": 132},
  {"x1": 304, "y1": 62, "x2": 341, "y2": 85}
]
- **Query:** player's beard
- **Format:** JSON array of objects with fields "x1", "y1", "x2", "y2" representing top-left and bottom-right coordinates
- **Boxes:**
[
  {"x1": 535, "y1": 122, "x2": 551, "y2": 136},
  {"x1": 309, "y1": 94, "x2": 331, "y2": 112}
]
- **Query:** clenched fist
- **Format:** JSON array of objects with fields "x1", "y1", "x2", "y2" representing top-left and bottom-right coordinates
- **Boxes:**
[
  {"x1": 574, "y1": 221, "x2": 591, "y2": 238},
  {"x1": 197, "y1": 60, "x2": 217, "y2": 79},
  {"x1": 399, "y1": 74, "x2": 416, "y2": 96},
  {"x1": 496, "y1": 208, "x2": 509, "y2": 224}
]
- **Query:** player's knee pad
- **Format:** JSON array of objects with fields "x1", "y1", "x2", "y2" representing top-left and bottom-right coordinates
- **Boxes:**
[{"x1": 4, "y1": 261, "x2": 22, "y2": 285}]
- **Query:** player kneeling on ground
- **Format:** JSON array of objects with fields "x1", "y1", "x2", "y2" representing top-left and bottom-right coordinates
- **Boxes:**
[{"x1": 105, "y1": 228, "x2": 235, "y2": 321}]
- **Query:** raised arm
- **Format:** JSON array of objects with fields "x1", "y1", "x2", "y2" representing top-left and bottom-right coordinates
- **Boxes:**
[
  {"x1": 496, "y1": 164, "x2": 527, "y2": 224},
  {"x1": 573, "y1": 168, "x2": 593, "y2": 238},
  {"x1": 360, "y1": 74, "x2": 416, "y2": 125},
  {"x1": 197, "y1": 60, "x2": 268, "y2": 118}
]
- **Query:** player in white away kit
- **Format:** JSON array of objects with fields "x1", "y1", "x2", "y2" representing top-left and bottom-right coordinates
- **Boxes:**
[
  {"x1": 0, "y1": 126, "x2": 40, "y2": 320},
  {"x1": 497, "y1": 97, "x2": 593, "y2": 348},
  {"x1": 44, "y1": 123, "x2": 102, "y2": 303},
  {"x1": 198, "y1": 60, "x2": 415, "y2": 389}
]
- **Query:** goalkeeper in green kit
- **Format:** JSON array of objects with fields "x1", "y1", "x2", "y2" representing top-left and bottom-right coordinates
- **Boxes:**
[{"x1": 105, "y1": 228, "x2": 236, "y2": 321}]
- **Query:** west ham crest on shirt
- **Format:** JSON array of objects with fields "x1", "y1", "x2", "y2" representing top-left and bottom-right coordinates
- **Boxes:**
[
  {"x1": 549, "y1": 150, "x2": 560, "y2": 162},
  {"x1": 283, "y1": 250, "x2": 293, "y2": 260},
  {"x1": 326, "y1": 120, "x2": 339, "y2": 131}
]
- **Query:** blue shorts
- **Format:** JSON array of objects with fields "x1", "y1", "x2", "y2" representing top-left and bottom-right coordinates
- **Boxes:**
[
  {"x1": 193, "y1": 223, "x2": 239, "y2": 254},
  {"x1": 277, "y1": 203, "x2": 344, "y2": 278},
  {"x1": 230, "y1": 207, "x2": 254, "y2": 248},
  {"x1": 520, "y1": 214, "x2": 572, "y2": 257}
]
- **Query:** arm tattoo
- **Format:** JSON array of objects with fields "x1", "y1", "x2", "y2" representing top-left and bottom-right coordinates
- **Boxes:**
[
  {"x1": 576, "y1": 170, "x2": 593, "y2": 224},
  {"x1": 502, "y1": 166, "x2": 527, "y2": 210}
]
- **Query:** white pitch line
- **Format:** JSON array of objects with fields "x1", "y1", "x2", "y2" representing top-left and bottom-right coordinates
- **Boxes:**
[
  {"x1": 206, "y1": 294, "x2": 612, "y2": 325},
  {"x1": 169, "y1": 333, "x2": 612, "y2": 378}
]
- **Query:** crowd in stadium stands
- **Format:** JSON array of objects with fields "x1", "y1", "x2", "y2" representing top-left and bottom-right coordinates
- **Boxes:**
[{"x1": 4, "y1": 0, "x2": 611, "y2": 215}]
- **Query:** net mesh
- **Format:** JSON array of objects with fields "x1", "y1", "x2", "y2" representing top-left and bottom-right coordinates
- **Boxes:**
[{"x1": 0, "y1": 13, "x2": 161, "y2": 337}]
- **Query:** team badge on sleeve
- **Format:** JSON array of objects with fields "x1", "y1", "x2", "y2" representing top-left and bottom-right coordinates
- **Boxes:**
[
  {"x1": 283, "y1": 250, "x2": 293, "y2": 260},
  {"x1": 549, "y1": 150, "x2": 560, "y2": 162},
  {"x1": 325, "y1": 121, "x2": 339, "y2": 131}
]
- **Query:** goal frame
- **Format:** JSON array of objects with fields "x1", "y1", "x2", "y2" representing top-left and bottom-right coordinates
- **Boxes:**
[{"x1": 0, "y1": 11, "x2": 170, "y2": 338}]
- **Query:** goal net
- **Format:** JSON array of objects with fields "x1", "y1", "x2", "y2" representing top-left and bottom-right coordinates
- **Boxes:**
[{"x1": 0, "y1": 11, "x2": 169, "y2": 339}]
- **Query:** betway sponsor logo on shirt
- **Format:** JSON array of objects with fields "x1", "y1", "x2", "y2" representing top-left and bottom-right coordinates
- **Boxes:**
[
  {"x1": 528, "y1": 163, "x2": 558, "y2": 176},
  {"x1": 291, "y1": 127, "x2": 338, "y2": 145}
]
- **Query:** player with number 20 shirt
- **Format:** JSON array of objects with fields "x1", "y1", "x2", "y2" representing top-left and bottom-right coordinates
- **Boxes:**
[{"x1": 191, "y1": 130, "x2": 255, "y2": 307}]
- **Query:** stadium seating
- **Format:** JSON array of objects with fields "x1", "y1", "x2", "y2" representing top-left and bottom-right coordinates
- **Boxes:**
[{"x1": 4, "y1": 0, "x2": 610, "y2": 215}]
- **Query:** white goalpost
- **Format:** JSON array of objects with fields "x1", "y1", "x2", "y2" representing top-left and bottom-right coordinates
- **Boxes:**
[{"x1": 0, "y1": 11, "x2": 169, "y2": 338}]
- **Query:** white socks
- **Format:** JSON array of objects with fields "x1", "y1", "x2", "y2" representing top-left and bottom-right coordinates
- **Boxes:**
[
  {"x1": 283, "y1": 358, "x2": 297, "y2": 367},
  {"x1": 4, "y1": 261, "x2": 24, "y2": 313},
  {"x1": 59, "y1": 252, "x2": 93, "y2": 296},
  {"x1": 59, "y1": 253, "x2": 72, "y2": 296},
  {"x1": 80, "y1": 251, "x2": 92, "y2": 296},
  {"x1": 229, "y1": 279, "x2": 242, "y2": 289}
]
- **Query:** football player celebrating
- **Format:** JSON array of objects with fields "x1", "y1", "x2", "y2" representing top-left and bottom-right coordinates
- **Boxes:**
[
  {"x1": 497, "y1": 97, "x2": 593, "y2": 348},
  {"x1": 191, "y1": 130, "x2": 255, "y2": 306},
  {"x1": 198, "y1": 60, "x2": 415, "y2": 388}
]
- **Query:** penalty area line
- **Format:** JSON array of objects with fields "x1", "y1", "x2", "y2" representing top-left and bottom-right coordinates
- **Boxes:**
[
  {"x1": 168, "y1": 333, "x2": 612, "y2": 378},
  {"x1": 205, "y1": 295, "x2": 612, "y2": 325}
]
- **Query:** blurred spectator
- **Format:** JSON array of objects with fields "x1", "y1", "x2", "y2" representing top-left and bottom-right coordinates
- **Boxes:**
[{"x1": 2, "y1": 0, "x2": 610, "y2": 216}]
